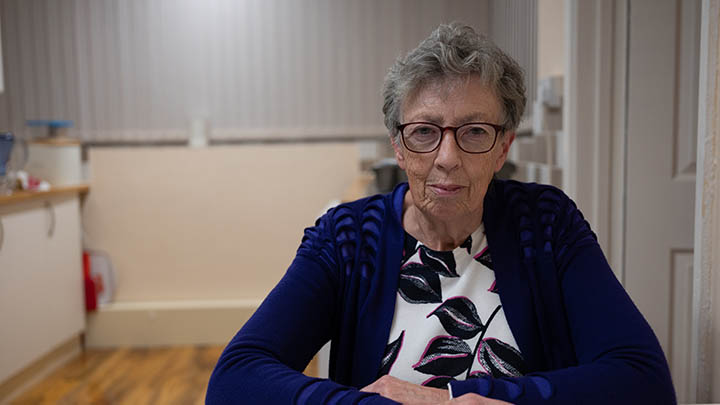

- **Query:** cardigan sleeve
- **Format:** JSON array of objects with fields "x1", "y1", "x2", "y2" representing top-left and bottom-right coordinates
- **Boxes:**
[
  {"x1": 205, "y1": 211, "x2": 399, "y2": 405},
  {"x1": 449, "y1": 192, "x2": 676, "y2": 404}
]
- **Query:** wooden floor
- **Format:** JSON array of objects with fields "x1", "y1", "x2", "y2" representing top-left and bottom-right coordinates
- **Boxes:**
[{"x1": 10, "y1": 345, "x2": 224, "y2": 405}]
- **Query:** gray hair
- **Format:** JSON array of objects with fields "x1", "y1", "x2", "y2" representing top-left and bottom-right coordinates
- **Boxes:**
[{"x1": 382, "y1": 23, "x2": 526, "y2": 142}]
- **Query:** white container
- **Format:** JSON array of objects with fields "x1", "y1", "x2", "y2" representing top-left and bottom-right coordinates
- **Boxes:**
[{"x1": 25, "y1": 138, "x2": 82, "y2": 186}]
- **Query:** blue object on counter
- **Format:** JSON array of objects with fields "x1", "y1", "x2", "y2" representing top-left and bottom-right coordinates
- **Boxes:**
[
  {"x1": 0, "y1": 132, "x2": 14, "y2": 176},
  {"x1": 26, "y1": 119, "x2": 74, "y2": 138},
  {"x1": 26, "y1": 119, "x2": 74, "y2": 128}
]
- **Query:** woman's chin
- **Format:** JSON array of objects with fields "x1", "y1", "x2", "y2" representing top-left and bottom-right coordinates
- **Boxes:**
[{"x1": 422, "y1": 201, "x2": 470, "y2": 220}]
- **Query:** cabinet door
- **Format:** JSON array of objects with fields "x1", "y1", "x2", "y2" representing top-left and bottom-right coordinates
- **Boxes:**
[
  {"x1": 0, "y1": 196, "x2": 85, "y2": 383},
  {"x1": 43, "y1": 195, "x2": 85, "y2": 346},
  {"x1": 0, "y1": 200, "x2": 51, "y2": 382}
]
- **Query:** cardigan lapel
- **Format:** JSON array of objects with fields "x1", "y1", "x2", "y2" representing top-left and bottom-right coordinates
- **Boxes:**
[
  {"x1": 483, "y1": 180, "x2": 547, "y2": 372},
  {"x1": 351, "y1": 183, "x2": 406, "y2": 387}
]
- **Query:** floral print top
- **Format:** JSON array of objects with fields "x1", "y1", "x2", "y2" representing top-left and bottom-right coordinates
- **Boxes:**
[{"x1": 378, "y1": 223, "x2": 527, "y2": 389}]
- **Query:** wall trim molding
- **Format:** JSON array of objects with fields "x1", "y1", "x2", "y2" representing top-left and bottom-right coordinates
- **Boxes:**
[{"x1": 85, "y1": 300, "x2": 262, "y2": 348}]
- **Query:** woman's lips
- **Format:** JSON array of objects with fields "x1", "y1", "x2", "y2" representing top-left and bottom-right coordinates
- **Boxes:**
[{"x1": 429, "y1": 184, "x2": 464, "y2": 196}]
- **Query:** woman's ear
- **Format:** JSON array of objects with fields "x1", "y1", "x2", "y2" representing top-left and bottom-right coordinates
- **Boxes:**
[
  {"x1": 494, "y1": 132, "x2": 515, "y2": 173},
  {"x1": 391, "y1": 135, "x2": 406, "y2": 170}
]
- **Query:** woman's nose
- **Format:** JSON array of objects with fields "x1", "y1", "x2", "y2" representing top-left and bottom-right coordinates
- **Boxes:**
[{"x1": 434, "y1": 129, "x2": 462, "y2": 170}]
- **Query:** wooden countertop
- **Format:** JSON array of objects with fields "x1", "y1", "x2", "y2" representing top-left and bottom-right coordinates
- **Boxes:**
[
  {"x1": 28, "y1": 137, "x2": 82, "y2": 146},
  {"x1": 0, "y1": 184, "x2": 90, "y2": 206}
]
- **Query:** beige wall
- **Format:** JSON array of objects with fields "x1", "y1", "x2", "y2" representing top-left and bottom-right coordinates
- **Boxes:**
[{"x1": 83, "y1": 144, "x2": 361, "y2": 302}]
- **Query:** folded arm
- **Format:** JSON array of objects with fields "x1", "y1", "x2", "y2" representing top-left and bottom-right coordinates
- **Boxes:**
[
  {"x1": 206, "y1": 213, "x2": 399, "y2": 405},
  {"x1": 449, "y1": 194, "x2": 676, "y2": 404}
]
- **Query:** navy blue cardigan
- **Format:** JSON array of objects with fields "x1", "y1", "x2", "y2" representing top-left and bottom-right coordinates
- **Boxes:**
[{"x1": 207, "y1": 180, "x2": 675, "y2": 404}]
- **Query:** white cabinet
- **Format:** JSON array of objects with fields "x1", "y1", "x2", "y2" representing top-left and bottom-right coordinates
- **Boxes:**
[{"x1": 0, "y1": 194, "x2": 85, "y2": 383}]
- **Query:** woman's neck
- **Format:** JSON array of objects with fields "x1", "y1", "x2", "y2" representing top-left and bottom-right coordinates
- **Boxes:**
[{"x1": 402, "y1": 194, "x2": 484, "y2": 251}]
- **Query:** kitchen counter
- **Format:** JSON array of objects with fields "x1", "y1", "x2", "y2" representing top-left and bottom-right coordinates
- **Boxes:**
[
  {"x1": 0, "y1": 184, "x2": 89, "y2": 206},
  {"x1": 0, "y1": 183, "x2": 87, "y2": 393}
]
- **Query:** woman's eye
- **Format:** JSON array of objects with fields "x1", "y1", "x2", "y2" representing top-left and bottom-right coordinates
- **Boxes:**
[
  {"x1": 468, "y1": 126, "x2": 488, "y2": 135},
  {"x1": 410, "y1": 127, "x2": 438, "y2": 140},
  {"x1": 414, "y1": 126, "x2": 435, "y2": 135}
]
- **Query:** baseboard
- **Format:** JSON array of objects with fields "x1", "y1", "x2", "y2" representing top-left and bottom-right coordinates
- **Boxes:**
[
  {"x1": 0, "y1": 335, "x2": 82, "y2": 404},
  {"x1": 85, "y1": 299, "x2": 262, "y2": 348}
]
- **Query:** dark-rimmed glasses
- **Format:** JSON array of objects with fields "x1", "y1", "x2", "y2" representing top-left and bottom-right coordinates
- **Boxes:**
[{"x1": 397, "y1": 122, "x2": 504, "y2": 154}]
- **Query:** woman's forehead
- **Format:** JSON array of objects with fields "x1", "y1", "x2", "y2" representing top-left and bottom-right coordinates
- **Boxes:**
[{"x1": 401, "y1": 76, "x2": 503, "y2": 123}]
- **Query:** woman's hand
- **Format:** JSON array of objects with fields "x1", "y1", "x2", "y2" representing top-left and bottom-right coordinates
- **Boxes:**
[
  {"x1": 442, "y1": 393, "x2": 514, "y2": 404},
  {"x1": 361, "y1": 375, "x2": 513, "y2": 405},
  {"x1": 361, "y1": 375, "x2": 448, "y2": 404}
]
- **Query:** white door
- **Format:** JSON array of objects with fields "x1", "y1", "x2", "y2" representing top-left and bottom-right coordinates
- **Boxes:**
[{"x1": 622, "y1": 0, "x2": 699, "y2": 401}]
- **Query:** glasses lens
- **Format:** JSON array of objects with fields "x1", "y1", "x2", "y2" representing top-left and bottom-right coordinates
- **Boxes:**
[
  {"x1": 403, "y1": 123, "x2": 441, "y2": 152},
  {"x1": 457, "y1": 123, "x2": 496, "y2": 153}
]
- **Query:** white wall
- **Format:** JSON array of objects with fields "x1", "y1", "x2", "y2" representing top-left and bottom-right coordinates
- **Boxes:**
[
  {"x1": 0, "y1": 12, "x2": 4, "y2": 94},
  {"x1": 537, "y1": 0, "x2": 565, "y2": 79},
  {"x1": 489, "y1": 0, "x2": 538, "y2": 105},
  {"x1": 0, "y1": 0, "x2": 491, "y2": 141}
]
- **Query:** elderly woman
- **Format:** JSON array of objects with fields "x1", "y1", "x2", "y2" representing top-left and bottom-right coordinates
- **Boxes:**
[{"x1": 206, "y1": 24, "x2": 675, "y2": 404}]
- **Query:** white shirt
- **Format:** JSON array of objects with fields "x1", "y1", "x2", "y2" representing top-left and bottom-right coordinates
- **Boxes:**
[{"x1": 379, "y1": 224, "x2": 526, "y2": 388}]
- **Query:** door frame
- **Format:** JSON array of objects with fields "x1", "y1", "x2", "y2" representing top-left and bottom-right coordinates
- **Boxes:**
[
  {"x1": 563, "y1": 0, "x2": 626, "y2": 283},
  {"x1": 692, "y1": 0, "x2": 720, "y2": 401}
]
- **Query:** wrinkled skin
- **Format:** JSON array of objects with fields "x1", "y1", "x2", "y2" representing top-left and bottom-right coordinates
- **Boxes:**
[
  {"x1": 393, "y1": 75, "x2": 515, "y2": 251},
  {"x1": 361, "y1": 375, "x2": 513, "y2": 405}
]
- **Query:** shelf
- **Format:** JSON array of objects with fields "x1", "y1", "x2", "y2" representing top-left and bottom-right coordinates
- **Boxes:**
[{"x1": 0, "y1": 184, "x2": 89, "y2": 206}]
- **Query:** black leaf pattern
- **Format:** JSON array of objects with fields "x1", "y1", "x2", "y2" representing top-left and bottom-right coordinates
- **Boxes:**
[
  {"x1": 420, "y1": 247, "x2": 459, "y2": 278},
  {"x1": 460, "y1": 235, "x2": 473, "y2": 255},
  {"x1": 378, "y1": 330, "x2": 405, "y2": 376},
  {"x1": 475, "y1": 338, "x2": 526, "y2": 378},
  {"x1": 427, "y1": 296, "x2": 485, "y2": 339},
  {"x1": 412, "y1": 336, "x2": 473, "y2": 376},
  {"x1": 398, "y1": 263, "x2": 442, "y2": 304},
  {"x1": 403, "y1": 232, "x2": 420, "y2": 262},
  {"x1": 473, "y1": 246, "x2": 493, "y2": 270},
  {"x1": 392, "y1": 232, "x2": 526, "y2": 384},
  {"x1": 468, "y1": 370, "x2": 489, "y2": 379},
  {"x1": 421, "y1": 375, "x2": 455, "y2": 388}
]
